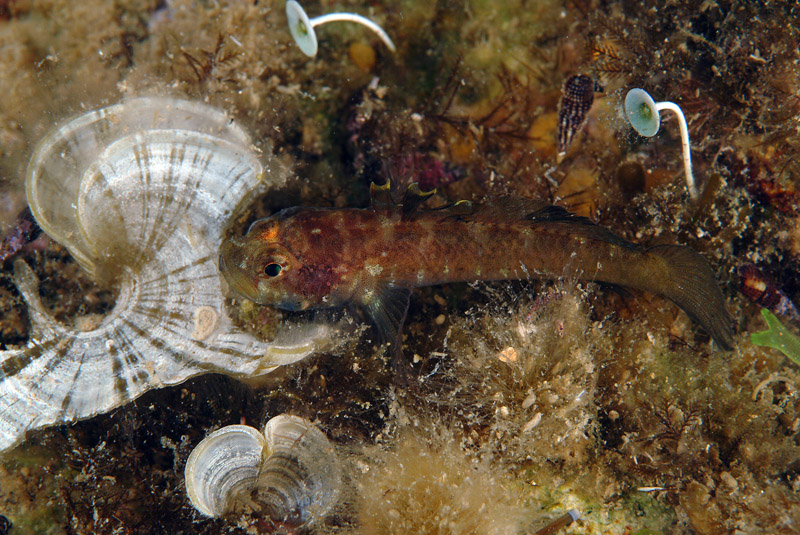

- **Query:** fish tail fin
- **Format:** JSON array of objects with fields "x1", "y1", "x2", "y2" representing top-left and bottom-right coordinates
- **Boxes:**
[{"x1": 646, "y1": 245, "x2": 735, "y2": 350}]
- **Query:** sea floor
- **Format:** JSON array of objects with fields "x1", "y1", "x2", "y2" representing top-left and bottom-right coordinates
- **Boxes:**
[{"x1": 1, "y1": 1, "x2": 799, "y2": 533}]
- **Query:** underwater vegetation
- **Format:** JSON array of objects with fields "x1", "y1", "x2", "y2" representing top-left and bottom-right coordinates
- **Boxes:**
[
  {"x1": 0, "y1": 0, "x2": 799, "y2": 534},
  {"x1": 286, "y1": 0, "x2": 396, "y2": 58},
  {"x1": 624, "y1": 88, "x2": 697, "y2": 201},
  {"x1": 0, "y1": 208, "x2": 39, "y2": 267},
  {"x1": 751, "y1": 309, "x2": 800, "y2": 368}
]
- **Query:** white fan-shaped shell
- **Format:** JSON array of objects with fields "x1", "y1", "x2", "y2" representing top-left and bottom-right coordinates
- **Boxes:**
[
  {"x1": 26, "y1": 97, "x2": 254, "y2": 278},
  {"x1": 77, "y1": 130, "x2": 260, "y2": 274},
  {"x1": 185, "y1": 424, "x2": 267, "y2": 517},
  {"x1": 184, "y1": 415, "x2": 341, "y2": 521},
  {"x1": 259, "y1": 414, "x2": 342, "y2": 524},
  {"x1": 0, "y1": 97, "x2": 338, "y2": 453}
]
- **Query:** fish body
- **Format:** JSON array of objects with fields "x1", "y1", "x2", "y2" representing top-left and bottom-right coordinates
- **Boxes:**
[{"x1": 220, "y1": 183, "x2": 735, "y2": 349}]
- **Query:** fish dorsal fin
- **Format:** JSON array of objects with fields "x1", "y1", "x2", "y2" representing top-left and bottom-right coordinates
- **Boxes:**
[
  {"x1": 370, "y1": 181, "x2": 395, "y2": 215},
  {"x1": 470, "y1": 198, "x2": 638, "y2": 249},
  {"x1": 360, "y1": 282, "x2": 411, "y2": 346},
  {"x1": 526, "y1": 204, "x2": 640, "y2": 249},
  {"x1": 370, "y1": 181, "x2": 440, "y2": 220},
  {"x1": 427, "y1": 199, "x2": 475, "y2": 220},
  {"x1": 466, "y1": 196, "x2": 549, "y2": 222},
  {"x1": 401, "y1": 183, "x2": 436, "y2": 219},
  {"x1": 527, "y1": 205, "x2": 595, "y2": 225}
]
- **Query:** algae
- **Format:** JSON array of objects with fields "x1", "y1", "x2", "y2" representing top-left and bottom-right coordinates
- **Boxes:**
[{"x1": 751, "y1": 308, "x2": 800, "y2": 367}]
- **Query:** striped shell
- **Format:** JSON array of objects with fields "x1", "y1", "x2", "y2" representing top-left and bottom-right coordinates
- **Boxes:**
[
  {"x1": 0, "y1": 97, "x2": 337, "y2": 453},
  {"x1": 184, "y1": 414, "x2": 341, "y2": 525},
  {"x1": 185, "y1": 424, "x2": 268, "y2": 517}
]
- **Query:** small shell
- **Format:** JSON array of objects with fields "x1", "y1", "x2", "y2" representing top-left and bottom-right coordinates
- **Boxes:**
[
  {"x1": 0, "y1": 98, "x2": 339, "y2": 452},
  {"x1": 184, "y1": 415, "x2": 341, "y2": 525},
  {"x1": 739, "y1": 263, "x2": 800, "y2": 322},
  {"x1": 185, "y1": 424, "x2": 267, "y2": 517},
  {"x1": 557, "y1": 74, "x2": 602, "y2": 159},
  {"x1": 192, "y1": 306, "x2": 220, "y2": 341},
  {"x1": 254, "y1": 414, "x2": 342, "y2": 526}
]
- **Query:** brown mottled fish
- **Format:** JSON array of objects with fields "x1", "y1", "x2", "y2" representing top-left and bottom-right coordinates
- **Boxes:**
[{"x1": 220, "y1": 183, "x2": 735, "y2": 349}]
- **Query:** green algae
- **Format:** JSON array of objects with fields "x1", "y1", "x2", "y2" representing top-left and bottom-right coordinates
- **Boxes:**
[{"x1": 751, "y1": 308, "x2": 800, "y2": 367}]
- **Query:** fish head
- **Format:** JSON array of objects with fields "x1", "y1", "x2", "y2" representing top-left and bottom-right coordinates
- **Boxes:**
[{"x1": 219, "y1": 218, "x2": 311, "y2": 311}]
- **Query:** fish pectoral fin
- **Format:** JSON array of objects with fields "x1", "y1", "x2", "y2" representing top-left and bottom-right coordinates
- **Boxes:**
[{"x1": 360, "y1": 283, "x2": 412, "y2": 346}]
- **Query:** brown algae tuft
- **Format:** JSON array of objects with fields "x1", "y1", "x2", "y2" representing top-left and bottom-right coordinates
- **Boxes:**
[{"x1": 353, "y1": 425, "x2": 527, "y2": 535}]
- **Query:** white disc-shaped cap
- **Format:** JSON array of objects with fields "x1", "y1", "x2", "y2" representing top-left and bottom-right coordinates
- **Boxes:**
[
  {"x1": 624, "y1": 88, "x2": 660, "y2": 137},
  {"x1": 287, "y1": 0, "x2": 318, "y2": 57}
]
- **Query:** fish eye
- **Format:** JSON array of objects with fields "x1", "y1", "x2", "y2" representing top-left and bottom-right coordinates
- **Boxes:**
[{"x1": 264, "y1": 263, "x2": 282, "y2": 277}]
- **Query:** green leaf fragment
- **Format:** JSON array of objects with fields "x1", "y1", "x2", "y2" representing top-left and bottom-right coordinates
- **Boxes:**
[{"x1": 750, "y1": 308, "x2": 800, "y2": 366}]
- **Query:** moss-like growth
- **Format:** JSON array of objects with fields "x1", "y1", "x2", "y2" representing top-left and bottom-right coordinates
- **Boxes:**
[
  {"x1": 353, "y1": 426, "x2": 526, "y2": 535},
  {"x1": 437, "y1": 285, "x2": 600, "y2": 470}
]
